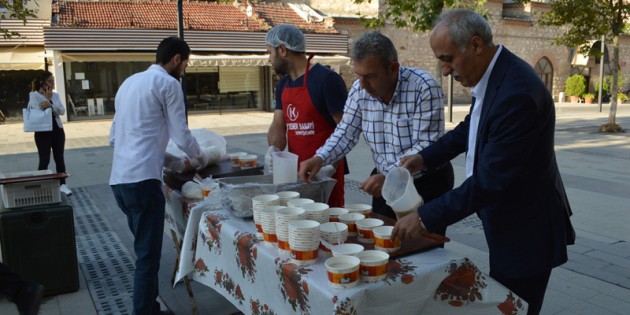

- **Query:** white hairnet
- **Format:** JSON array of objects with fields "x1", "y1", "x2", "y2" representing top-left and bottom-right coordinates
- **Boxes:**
[{"x1": 265, "y1": 24, "x2": 306, "y2": 53}]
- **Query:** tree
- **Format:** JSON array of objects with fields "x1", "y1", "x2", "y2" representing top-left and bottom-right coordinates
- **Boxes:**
[
  {"x1": 532, "y1": 0, "x2": 628, "y2": 132},
  {"x1": 354, "y1": 0, "x2": 486, "y2": 32},
  {"x1": 1, "y1": 0, "x2": 37, "y2": 39}
]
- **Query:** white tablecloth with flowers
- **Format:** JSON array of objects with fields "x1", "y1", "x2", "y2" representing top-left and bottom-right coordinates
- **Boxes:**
[{"x1": 175, "y1": 208, "x2": 528, "y2": 315}]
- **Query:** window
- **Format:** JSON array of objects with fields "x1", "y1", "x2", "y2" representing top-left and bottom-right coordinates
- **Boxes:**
[{"x1": 535, "y1": 57, "x2": 553, "y2": 94}]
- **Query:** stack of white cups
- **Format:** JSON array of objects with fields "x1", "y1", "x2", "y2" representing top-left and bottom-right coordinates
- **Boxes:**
[
  {"x1": 275, "y1": 207, "x2": 306, "y2": 253},
  {"x1": 301, "y1": 202, "x2": 330, "y2": 224},
  {"x1": 286, "y1": 198, "x2": 314, "y2": 208},
  {"x1": 276, "y1": 191, "x2": 300, "y2": 206},
  {"x1": 319, "y1": 222, "x2": 348, "y2": 253},
  {"x1": 288, "y1": 220, "x2": 321, "y2": 265},
  {"x1": 260, "y1": 205, "x2": 286, "y2": 247},
  {"x1": 252, "y1": 194, "x2": 279, "y2": 239}
]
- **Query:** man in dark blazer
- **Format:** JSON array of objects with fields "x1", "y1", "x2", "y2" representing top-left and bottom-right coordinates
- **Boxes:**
[{"x1": 393, "y1": 9, "x2": 575, "y2": 315}]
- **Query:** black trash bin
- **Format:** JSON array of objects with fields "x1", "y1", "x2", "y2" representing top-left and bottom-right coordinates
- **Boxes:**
[{"x1": 0, "y1": 194, "x2": 79, "y2": 296}]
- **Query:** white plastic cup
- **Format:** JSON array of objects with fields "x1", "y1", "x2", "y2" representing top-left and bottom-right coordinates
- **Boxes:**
[
  {"x1": 339, "y1": 213, "x2": 365, "y2": 237},
  {"x1": 356, "y1": 250, "x2": 389, "y2": 282},
  {"x1": 331, "y1": 243, "x2": 364, "y2": 257},
  {"x1": 272, "y1": 151, "x2": 298, "y2": 184},
  {"x1": 239, "y1": 154, "x2": 258, "y2": 169},
  {"x1": 325, "y1": 256, "x2": 361, "y2": 289},
  {"x1": 372, "y1": 226, "x2": 401, "y2": 253},
  {"x1": 355, "y1": 218, "x2": 384, "y2": 244},
  {"x1": 227, "y1": 152, "x2": 247, "y2": 167},
  {"x1": 346, "y1": 203, "x2": 372, "y2": 217}
]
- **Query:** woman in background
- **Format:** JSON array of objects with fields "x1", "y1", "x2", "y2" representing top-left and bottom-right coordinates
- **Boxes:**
[{"x1": 28, "y1": 70, "x2": 72, "y2": 195}]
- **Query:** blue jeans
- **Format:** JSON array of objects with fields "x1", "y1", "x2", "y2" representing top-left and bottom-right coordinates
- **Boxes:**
[{"x1": 111, "y1": 179, "x2": 164, "y2": 315}]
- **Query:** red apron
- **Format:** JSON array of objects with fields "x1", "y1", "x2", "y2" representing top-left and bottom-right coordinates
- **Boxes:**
[{"x1": 282, "y1": 56, "x2": 345, "y2": 207}]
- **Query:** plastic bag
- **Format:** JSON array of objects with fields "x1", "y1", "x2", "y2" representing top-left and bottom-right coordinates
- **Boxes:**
[{"x1": 164, "y1": 129, "x2": 227, "y2": 174}]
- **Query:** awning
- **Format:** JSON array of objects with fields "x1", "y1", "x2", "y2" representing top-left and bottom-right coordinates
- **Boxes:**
[
  {"x1": 189, "y1": 54, "x2": 351, "y2": 67},
  {"x1": 60, "y1": 52, "x2": 154, "y2": 62},
  {"x1": 0, "y1": 47, "x2": 47, "y2": 70}
]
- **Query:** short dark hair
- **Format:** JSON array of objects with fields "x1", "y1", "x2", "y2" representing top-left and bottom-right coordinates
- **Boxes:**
[
  {"x1": 31, "y1": 70, "x2": 53, "y2": 91},
  {"x1": 155, "y1": 36, "x2": 191, "y2": 64},
  {"x1": 351, "y1": 31, "x2": 398, "y2": 68}
]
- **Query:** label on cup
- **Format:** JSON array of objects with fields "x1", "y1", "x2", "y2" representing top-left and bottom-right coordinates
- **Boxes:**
[
  {"x1": 277, "y1": 239, "x2": 290, "y2": 250},
  {"x1": 358, "y1": 228, "x2": 374, "y2": 239},
  {"x1": 346, "y1": 223, "x2": 357, "y2": 233},
  {"x1": 374, "y1": 238, "x2": 401, "y2": 248},
  {"x1": 255, "y1": 223, "x2": 263, "y2": 233},
  {"x1": 360, "y1": 264, "x2": 387, "y2": 277},
  {"x1": 263, "y1": 233, "x2": 277, "y2": 243},
  {"x1": 327, "y1": 269, "x2": 360, "y2": 285},
  {"x1": 329, "y1": 217, "x2": 340, "y2": 222},
  {"x1": 290, "y1": 248, "x2": 318, "y2": 261}
]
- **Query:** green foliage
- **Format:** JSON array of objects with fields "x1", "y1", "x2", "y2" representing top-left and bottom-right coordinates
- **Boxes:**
[
  {"x1": 354, "y1": 0, "x2": 487, "y2": 32},
  {"x1": 583, "y1": 93, "x2": 595, "y2": 99},
  {"x1": 595, "y1": 73, "x2": 626, "y2": 96},
  {"x1": 565, "y1": 74, "x2": 586, "y2": 97},
  {"x1": 594, "y1": 79, "x2": 609, "y2": 96},
  {"x1": 618, "y1": 92, "x2": 628, "y2": 102},
  {"x1": 1, "y1": 0, "x2": 38, "y2": 39}
]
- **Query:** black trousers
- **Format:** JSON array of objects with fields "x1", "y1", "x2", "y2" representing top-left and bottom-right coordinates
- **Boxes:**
[
  {"x1": 490, "y1": 269, "x2": 552, "y2": 315},
  {"x1": 372, "y1": 162, "x2": 454, "y2": 236},
  {"x1": 34, "y1": 122, "x2": 66, "y2": 184}
]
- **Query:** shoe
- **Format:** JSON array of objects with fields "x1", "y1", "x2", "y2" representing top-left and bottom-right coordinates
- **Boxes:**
[
  {"x1": 60, "y1": 184, "x2": 73, "y2": 196},
  {"x1": 15, "y1": 281, "x2": 45, "y2": 315}
]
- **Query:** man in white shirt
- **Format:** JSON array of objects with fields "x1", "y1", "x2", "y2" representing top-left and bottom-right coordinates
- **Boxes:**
[
  {"x1": 109, "y1": 36, "x2": 203, "y2": 315},
  {"x1": 299, "y1": 31, "x2": 454, "y2": 227}
]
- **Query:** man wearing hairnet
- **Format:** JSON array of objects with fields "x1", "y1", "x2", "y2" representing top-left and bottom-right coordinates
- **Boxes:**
[{"x1": 265, "y1": 24, "x2": 348, "y2": 207}]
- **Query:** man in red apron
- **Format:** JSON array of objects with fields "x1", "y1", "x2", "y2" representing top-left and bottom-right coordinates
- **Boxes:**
[{"x1": 265, "y1": 25, "x2": 348, "y2": 207}]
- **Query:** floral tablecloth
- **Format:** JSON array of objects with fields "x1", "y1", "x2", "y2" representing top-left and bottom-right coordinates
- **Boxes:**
[{"x1": 176, "y1": 208, "x2": 528, "y2": 315}]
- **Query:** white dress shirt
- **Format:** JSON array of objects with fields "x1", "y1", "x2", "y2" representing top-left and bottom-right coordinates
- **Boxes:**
[
  {"x1": 466, "y1": 45, "x2": 503, "y2": 178},
  {"x1": 315, "y1": 66, "x2": 445, "y2": 175},
  {"x1": 109, "y1": 64, "x2": 202, "y2": 185}
]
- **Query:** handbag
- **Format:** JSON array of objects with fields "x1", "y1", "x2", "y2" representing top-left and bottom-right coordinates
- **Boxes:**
[{"x1": 23, "y1": 107, "x2": 53, "y2": 132}]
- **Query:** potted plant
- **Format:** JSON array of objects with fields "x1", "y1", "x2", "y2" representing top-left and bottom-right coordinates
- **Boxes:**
[
  {"x1": 565, "y1": 74, "x2": 586, "y2": 103},
  {"x1": 583, "y1": 93, "x2": 595, "y2": 104}
]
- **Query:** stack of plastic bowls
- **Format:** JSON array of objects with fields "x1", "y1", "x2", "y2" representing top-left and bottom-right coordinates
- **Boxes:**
[
  {"x1": 260, "y1": 205, "x2": 285, "y2": 247},
  {"x1": 288, "y1": 220, "x2": 320, "y2": 265},
  {"x1": 301, "y1": 202, "x2": 329, "y2": 224},
  {"x1": 275, "y1": 207, "x2": 306, "y2": 253},
  {"x1": 319, "y1": 222, "x2": 348, "y2": 253},
  {"x1": 252, "y1": 194, "x2": 279, "y2": 238},
  {"x1": 276, "y1": 191, "x2": 300, "y2": 206}
]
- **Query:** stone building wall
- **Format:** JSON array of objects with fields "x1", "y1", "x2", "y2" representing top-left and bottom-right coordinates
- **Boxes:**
[{"x1": 328, "y1": 0, "x2": 630, "y2": 103}]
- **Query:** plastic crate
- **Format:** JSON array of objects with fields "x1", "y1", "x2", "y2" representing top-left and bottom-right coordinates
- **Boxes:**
[{"x1": 0, "y1": 170, "x2": 61, "y2": 208}]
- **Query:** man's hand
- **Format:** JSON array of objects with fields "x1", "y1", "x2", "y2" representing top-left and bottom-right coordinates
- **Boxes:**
[
  {"x1": 359, "y1": 173, "x2": 385, "y2": 197},
  {"x1": 299, "y1": 156, "x2": 324, "y2": 183},
  {"x1": 392, "y1": 212, "x2": 425, "y2": 241},
  {"x1": 400, "y1": 154, "x2": 426, "y2": 174},
  {"x1": 264, "y1": 145, "x2": 279, "y2": 175}
]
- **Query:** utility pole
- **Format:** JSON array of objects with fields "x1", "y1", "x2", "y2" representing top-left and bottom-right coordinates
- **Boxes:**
[
  {"x1": 598, "y1": 35, "x2": 605, "y2": 113},
  {"x1": 178, "y1": 0, "x2": 188, "y2": 122}
]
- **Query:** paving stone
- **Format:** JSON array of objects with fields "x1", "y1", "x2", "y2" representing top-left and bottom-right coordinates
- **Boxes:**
[
  {"x1": 568, "y1": 243, "x2": 593, "y2": 254},
  {"x1": 585, "y1": 250, "x2": 630, "y2": 270},
  {"x1": 562, "y1": 261, "x2": 622, "y2": 285},
  {"x1": 567, "y1": 251, "x2": 610, "y2": 269},
  {"x1": 586, "y1": 293, "x2": 630, "y2": 315}
]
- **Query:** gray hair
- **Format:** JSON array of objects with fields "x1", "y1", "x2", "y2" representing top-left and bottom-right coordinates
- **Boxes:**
[
  {"x1": 351, "y1": 31, "x2": 398, "y2": 67},
  {"x1": 435, "y1": 9, "x2": 493, "y2": 52}
]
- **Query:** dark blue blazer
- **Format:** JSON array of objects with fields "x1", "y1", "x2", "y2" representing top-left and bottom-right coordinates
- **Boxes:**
[{"x1": 419, "y1": 47, "x2": 575, "y2": 278}]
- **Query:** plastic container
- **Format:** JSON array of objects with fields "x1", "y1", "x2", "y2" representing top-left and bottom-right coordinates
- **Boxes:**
[
  {"x1": 239, "y1": 154, "x2": 258, "y2": 169},
  {"x1": 382, "y1": 167, "x2": 423, "y2": 219},
  {"x1": 0, "y1": 194, "x2": 79, "y2": 296},
  {"x1": 272, "y1": 151, "x2": 298, "y2": 184},
  {"x1": 0, "y1": 170, "x2": 61, "y2": 208}
]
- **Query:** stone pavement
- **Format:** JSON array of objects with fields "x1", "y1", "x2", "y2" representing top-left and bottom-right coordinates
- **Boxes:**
[{"x1": 0, "y1": 103, "x2": 629, "y2": 314}]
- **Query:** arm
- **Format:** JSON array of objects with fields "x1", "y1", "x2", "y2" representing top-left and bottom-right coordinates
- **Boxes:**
[
  {"x1": 405, "y1": 76, "x2": 446, "y2": 156},
  {"x1": 163, "y1": 80, "x2": 202, "y2": 160},
  {"x1": 267, "y1": 109, "x2": 287, "y2": 150},
  {"x1": 51, "y1": 92, "x2": 66, "y2": 116},
  {"x1": 28, "y1": 91, "x2": 50, "y2": 110}
]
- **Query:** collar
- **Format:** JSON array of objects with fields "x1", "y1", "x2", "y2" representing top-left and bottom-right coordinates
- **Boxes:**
[{"x1": 471, "y1": 45, "x2": 503, "y2": 99}]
